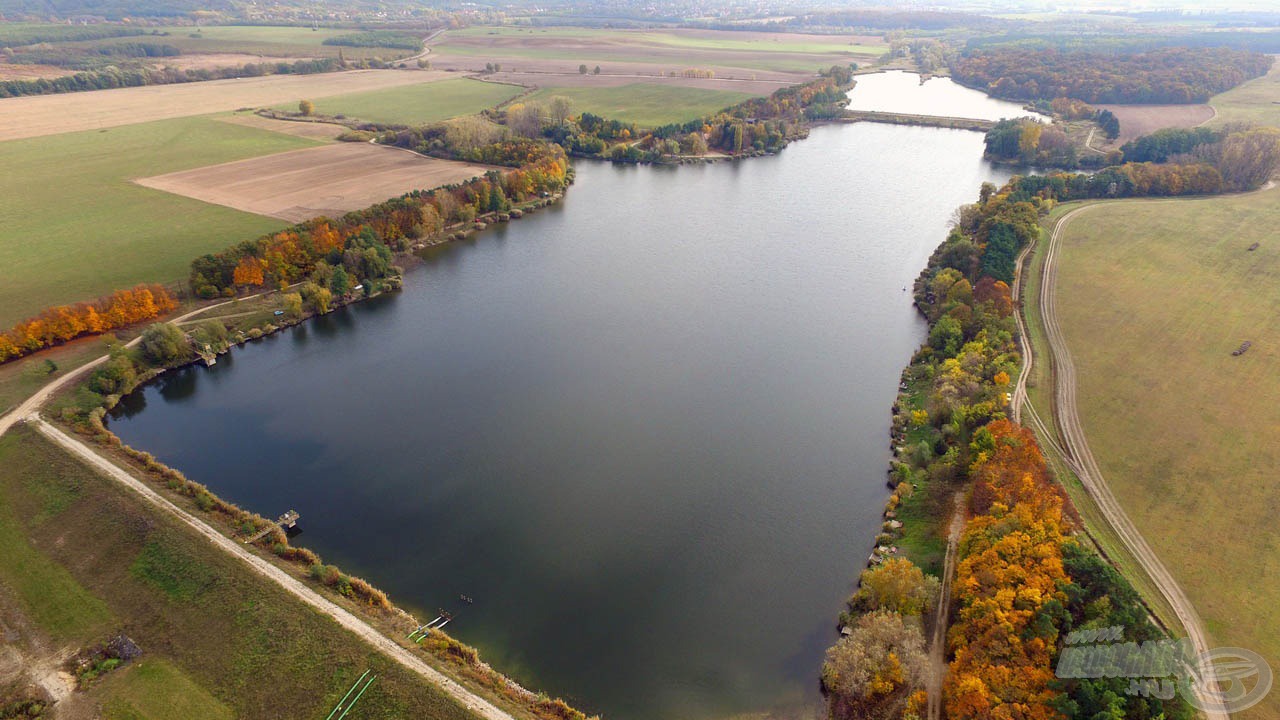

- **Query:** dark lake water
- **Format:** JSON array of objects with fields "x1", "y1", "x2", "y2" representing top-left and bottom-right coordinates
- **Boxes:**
[{"x1": 108, "y1": 121, "x2": 1012, "y2": 720}]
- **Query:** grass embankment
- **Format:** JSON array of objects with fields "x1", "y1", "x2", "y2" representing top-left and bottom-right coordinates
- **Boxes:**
[
  {"x1": 526, "y1": 83, "x2": 753, "y2": 127},
  {"x1": 1209, "y1": 59, "x2": 1280, "y2": 128},
  {"x1": 274, "y1": 77, "x2": 523, "y2": 126},
  {"x1": 0, "y1": 425, "x2": 482, "y2": 720},
  {"x1": 1044, "y1": 189, "x2": 1280, "y2": 719},
  {"x1": 0, "y1": 337, "x2": 116, "y2": 415},
  {"x1": 0, "y1": 116, "x2": 315, "y2": 326},
  {"x1": 1017, "y1": 202, "x2": 1182, "y2": 633}
]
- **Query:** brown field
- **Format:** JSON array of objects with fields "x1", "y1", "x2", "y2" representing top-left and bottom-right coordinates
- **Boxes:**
[
  {"x1": 0, "y1": 63, "x2": 76, "y2": 81},
  {"x1": 1097, "y1": 103, "x2": 1215, "y2": 145},
  {"x1": 218, "y1": 113, "x2": 348, "y2": 140},
  {"x1": 136, "y1": 142, "x2": 492, "y2": 222},
  {"x1": 487, "y1": 68, "x2": 789, "y2": 95},
  {"x1": 149, "y1": 53, "x2": 304, "y2": 72},
  {"x1": 0, "y1": 68, "x2": 455, "y2": 141}
]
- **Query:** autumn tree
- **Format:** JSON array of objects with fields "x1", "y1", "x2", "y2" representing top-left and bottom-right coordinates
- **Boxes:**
[
  {"x1": 299, "y1": 99, "x2": 314, "y2": 116},
  {"x1": 823, "y1": 610, "x2": 928, "y2": 720},
  {"x1": 851, "y1": 558, "x2": 939, "y2": 616},
  {"x1": 547, "y1": 95, "x2": 573, "y2": 126}
]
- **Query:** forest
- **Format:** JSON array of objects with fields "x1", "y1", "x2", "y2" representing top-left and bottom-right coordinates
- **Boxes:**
[{"x1": 953, "y1": 46, "x2": 1273, "y2": 104}]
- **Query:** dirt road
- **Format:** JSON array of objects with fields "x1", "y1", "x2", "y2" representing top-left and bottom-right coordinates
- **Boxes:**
[
  {"x1": 30, "y1": 418, "x2": 515, "y2": 720},
  {"x1": 1015, "y1": 205, "x2": 1225, "y2": 720},
  {"x1": 926, "y1": 492, "x2": 967, "y2": 720}
]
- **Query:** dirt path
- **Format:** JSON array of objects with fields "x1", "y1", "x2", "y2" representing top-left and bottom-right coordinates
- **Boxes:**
[
  {"x1": 30, "y1": 418, "x2": 514, "y2": 720},
  {"x1": 926, "y1": 491, "x2": 966, "y2": 720},
  {"x1": 1015, "y1": 205, "x2": 1226, "y2": 719},
  {"x1": 0, "y1": 296, "x2": 262, "y2": 439}
]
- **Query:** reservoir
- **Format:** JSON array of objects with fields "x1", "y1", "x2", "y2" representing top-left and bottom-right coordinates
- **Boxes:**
[{"x1": 108, "y1": 104, "x2": 1013, "y2": 717}]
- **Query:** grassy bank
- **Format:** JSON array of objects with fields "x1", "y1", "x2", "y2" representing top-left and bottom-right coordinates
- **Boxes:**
[
  {"x1": 1044, "y1": 188, "x2": 1280, "y2": 719},
  {"x1": 0, "y1": 425, "x2": 482, "y2": 720}
]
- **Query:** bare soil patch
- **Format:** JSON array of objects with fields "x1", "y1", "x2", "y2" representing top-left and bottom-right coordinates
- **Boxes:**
[
  {"x1": 0, "y1": 63, "x2": 76, "y2": 81},
  {"x1": 136, "y1": 142, "x2": 492, "y2": 222},
  {"x1": 148, "y1": 53, "x2": 303, "y2": 72},
  {"x1": 0, "y1": 69, "x2": 453, "y2": 142},
  {"x1": 487, "y1": 69, "x2": 787, "y2": 95},
  {"x1": 218, "y1": 113, "x2": 347, "y2": 140},
  {"x1": 1098, "y1": 103, "x2": 1216, "y2": 145}
]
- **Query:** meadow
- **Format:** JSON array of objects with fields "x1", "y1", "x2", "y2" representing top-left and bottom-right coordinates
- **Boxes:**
[
  {"x1": 1210, "y1": 59, "x2": 1280, "y2": 128},
  {"x1": 527, "y1": 82, "x2": 753, "y2": 126},
  {"x1": 0, "y1": 116, "x2": 313, "y2": 326},
  {"x1": 278, "y1": 76, "x2": 522, "y2": 125},
  {"x1": 0, "y1": 426, "x2": 483, "y2": 720},
  {"x1": 1051, "y1": 188, "x2": 1280, "y2": 720},
  {"x1": 57, "y1": 24, "x2": 419, "y2": 61}
]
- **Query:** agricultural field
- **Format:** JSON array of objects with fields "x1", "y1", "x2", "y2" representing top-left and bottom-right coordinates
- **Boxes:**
[
  {"x1": 427, "y1": 25, "x2": 884, "y2": 77},
  {"x1": 1052, "y1": 188, "x2": 1280, "y2": 719},
  {"x1": 139, "y1": 143, "x2": 494, "y2": 222},
  {"x1": 274, "y1": 76, "x2": 522, "y2": 126},
  {"x1": 1210, "y1": 59, "x2": 1280, "y2": 128},
  {"x1": 1096, "y1": 103, "x2": 1215, "y2": 145},
  {"x1": 0, "y1": 116, "x2": 313, "y2": 326},
  {"x1": 526, "y1": 83, "x2": 753, "y2": 126},
  {"x1": 15, "y1": 24, "x2": 421, "y2": 63},
  {"x1": 0, "y1": 69, "x2": 450, "y2": 142},
  {"x1": 0, "y1": 425, "x2": 481, "y2": 720}
]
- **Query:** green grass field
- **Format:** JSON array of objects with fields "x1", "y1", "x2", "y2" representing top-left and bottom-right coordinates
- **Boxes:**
[
  {"x1": 0, "y1": 425, "x2": 482, "y2": 720},
  {"x1": 1051, "y1": 189, "x2": 1280, "y2": 720},
  {"x1": 0, "y1": 115, "x2": 315, "y2": 327},
  {"x1": 59, "y1": 25, "x2": 415, "y2": 61},
  {"x1": 277, "y1": 77, "x2": 522, "y2": 125},
  {"x1": 527, "y1": 83, "x2": 753, "y2": 126},
  {"x1": 1210, "y1": 59, "x2": 1280, "y2": 128}
]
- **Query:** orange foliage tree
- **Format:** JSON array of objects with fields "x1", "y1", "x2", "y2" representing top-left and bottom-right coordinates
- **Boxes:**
[{"x1": 0, "y1": 284, "x2": 177, "y2": 363}]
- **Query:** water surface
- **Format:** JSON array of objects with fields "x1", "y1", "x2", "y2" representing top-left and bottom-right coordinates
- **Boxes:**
[
  {"x1": 848, "y1": 69, "x2": 1044, "y2": 121},
  {"x1": 109, "y1": 122, "x2": 1012, "y2": 720}
]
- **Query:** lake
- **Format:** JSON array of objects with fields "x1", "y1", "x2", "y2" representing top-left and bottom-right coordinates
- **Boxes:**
[
  {"x1": 108, "y1": 112, "x2": 1013, "y2": 718},
  {"x1": 847, "y1": 69, "x2": 1044, "y2": 122}
]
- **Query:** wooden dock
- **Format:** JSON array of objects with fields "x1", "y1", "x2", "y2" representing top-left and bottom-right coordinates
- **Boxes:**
[{"x1": 243, "y1": 510, "x2": 300, "y2": 544}]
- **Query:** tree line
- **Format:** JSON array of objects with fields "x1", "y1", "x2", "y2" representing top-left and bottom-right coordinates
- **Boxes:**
[
  {"x1": 321, "y1": 30, "x2": 424, "y2": 51},
  {"x1": 190, "y1": 143, "x2": 568, "y2": 298},
  {"x1": 820, "y1": 176, "x2": 1199, "y2": 719},
  {"x1": 954, "y1": 46, "x2": 1273, "y2": 104},
  {"x1": 0, "y1": 57, "x2": 344, "y2": 99},
  {"x1": 0, "y1": 285, "x2": 177, "y2": 363}
]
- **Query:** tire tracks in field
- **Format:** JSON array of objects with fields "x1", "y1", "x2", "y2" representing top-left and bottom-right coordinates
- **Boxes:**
[{"x1": 1014, "y1": 204, "x2": 1227, "y2": 720}]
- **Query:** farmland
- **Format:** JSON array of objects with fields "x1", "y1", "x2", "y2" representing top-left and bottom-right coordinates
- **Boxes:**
[
  {"x1": 1050, "y1": 188, "x2": 1280, "y2": 719},
  {"x1": 1210, "y1": 58, "x2": 1280, "y2": 128},
  {"x1": 276, "y1": 77, "x2": 522, "y2": 126},
  {"x1": 0, "y1": 425, "x2": 482, "y2": 720},
  {"x1": 15, "y1": 24, "x2": 420, "y2": 64},
  {"x1": 139, "y1": 143, "x2": 494, "y2": 222},
  {"x1": 526, "y1": 83, "x2": 754, "y2": 126},
  {"x1": 0, "y1": 69, "x2": 450, "y2": 142},
  {"x1": 1095, "y1": 103, "x2": 1215, "y2": 145},
  {"x1": 0, "y1": 116, "x2": 313, "y2": 326},
  {"x1": 427, "y1": 25, "x2": 884, "y2": 77}
]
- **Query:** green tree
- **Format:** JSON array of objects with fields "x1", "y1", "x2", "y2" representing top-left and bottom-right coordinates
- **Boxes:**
[
  {"x1": 330, "y1": 266, "x2": 351, "y2": 296},
  {"x1": 592, "y1": 65, "x2": 601, "y2": 75},
  {"x1": 139, "y1": 323, "x2": 191, "y2": 366},
  {"x1": 980, "y1": 223, "x2": 1019, "y2": 284},
  {"x1": 929, "y1": 315, "x2": 964, "y2": 357},
  {"x1": 578, "y1": 64, "x2": 588, "y2": 74}
]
